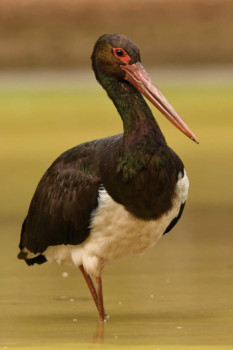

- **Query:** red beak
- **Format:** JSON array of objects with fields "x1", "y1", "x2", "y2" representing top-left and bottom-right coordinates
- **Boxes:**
[{"x1": 122, "y1": 62, "x2": 199, "y2": 144}]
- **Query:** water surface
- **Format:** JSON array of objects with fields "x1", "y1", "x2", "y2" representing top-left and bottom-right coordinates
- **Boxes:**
[{"x1": 1, "y1": 208, "x2": 232, "y2": 349}]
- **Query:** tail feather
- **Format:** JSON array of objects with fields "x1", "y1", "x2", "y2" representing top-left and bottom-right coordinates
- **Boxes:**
[
  {"x1": 18, "y1": 216, "x2": 47, "y2": 266},
  {"x1": 18, "y1": 250, "x2": 47, "y2": 266}
]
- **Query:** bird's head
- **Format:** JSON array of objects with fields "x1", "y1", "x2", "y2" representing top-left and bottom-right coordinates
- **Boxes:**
[
  {"x1": 91, "y1": 33, "x2": 140, "y2": 80},
  {"x1": 92, "y1": 34, "x2": 199, "y2": 144}
]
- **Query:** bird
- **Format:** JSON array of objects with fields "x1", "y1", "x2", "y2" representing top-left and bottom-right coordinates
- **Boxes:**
[{"x1": 18, "y1": 33, "x2": 198, "y2": 322}]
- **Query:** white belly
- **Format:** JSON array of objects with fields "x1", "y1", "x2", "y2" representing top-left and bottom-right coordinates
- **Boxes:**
[{"x1": 44, "y1": 171, "x2": 189, "y2": 277}]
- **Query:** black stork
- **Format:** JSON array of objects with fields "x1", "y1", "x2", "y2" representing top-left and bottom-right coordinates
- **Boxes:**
[{"x1": 18, "y1": 33, "x2": 198, "y2": 322}]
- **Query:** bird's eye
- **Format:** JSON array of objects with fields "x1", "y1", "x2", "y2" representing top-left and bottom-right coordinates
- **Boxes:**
[
  {"x1": 113, "y1": 47, "x2": 130, "y2": 64},
  {"x1": 116, "y1": 49, "x2": 124, "y2": 57}
]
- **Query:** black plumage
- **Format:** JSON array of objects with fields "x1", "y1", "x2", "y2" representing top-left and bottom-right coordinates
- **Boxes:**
[
  {"x1": 19, "y1": 134, "x2": 184, "y2": 257},
  {"x1": 18, "y1": 33, "x2": 198, "y2": 322}
]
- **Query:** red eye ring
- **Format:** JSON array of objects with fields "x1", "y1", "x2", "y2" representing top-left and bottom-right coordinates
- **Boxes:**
[{"x1": 113, "y1": 47, "x2": 130, "y2": 64}]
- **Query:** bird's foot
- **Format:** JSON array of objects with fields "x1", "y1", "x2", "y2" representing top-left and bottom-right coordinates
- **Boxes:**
[{"x1": 98, "y1": 312, "x2": 109, "y2": 323}]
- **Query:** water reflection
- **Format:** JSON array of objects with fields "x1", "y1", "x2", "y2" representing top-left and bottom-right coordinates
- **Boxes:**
[{"x1": 92, "y1": 322, "x2": 105, "y2": 343}]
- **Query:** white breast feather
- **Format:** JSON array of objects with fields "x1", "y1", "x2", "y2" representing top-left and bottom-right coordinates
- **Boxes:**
[{"x1": 44, "y1": 170, "x2": 189, "y2": 277}]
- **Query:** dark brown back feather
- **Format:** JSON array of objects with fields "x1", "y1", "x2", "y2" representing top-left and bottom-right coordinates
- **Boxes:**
[{"x1": 19, "y1": 139, "x2": 105, "y2": 254}]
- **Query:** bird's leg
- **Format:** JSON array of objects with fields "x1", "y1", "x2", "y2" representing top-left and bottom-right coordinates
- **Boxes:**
[
  {"x1": 79, "y1": 265, "x2": 98, "y2": 309},
  {"x1": 79, "y1": 265, "x2": 108, "y2": 321},
  {"x1": 96, "y1": 276, "x2": 105, "y2": 322}
]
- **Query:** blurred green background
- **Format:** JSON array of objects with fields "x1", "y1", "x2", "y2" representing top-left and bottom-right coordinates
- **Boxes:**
[{"x1": 1, "y1": 0, "x2": 233, "y2": 348}]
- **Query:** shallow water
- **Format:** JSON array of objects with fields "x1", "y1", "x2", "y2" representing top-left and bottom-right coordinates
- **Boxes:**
[{"x1": 1, "y1": 207, "x2": 233, "y2": 349}]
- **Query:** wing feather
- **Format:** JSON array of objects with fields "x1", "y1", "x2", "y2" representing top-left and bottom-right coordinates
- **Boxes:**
[{"x1": 19, "y1": 142, "x2": 102, "y2": 254}]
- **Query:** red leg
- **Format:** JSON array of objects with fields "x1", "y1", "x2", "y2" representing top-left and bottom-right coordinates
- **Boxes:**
[
  {"x1": 79, "y1": 265, "x2": 98, "y2": 309},
  {"x1": 79, "y1": 265, "x2": 108, "y2": 321},
  {"x1": 96, "y1": 276, "x2": 105, "y2": 322}
]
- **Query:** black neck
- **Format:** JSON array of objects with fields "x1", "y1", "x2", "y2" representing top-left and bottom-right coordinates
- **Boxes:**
[{"x1": 95, "y1": 71, "x2": 166, "y2": 146}]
